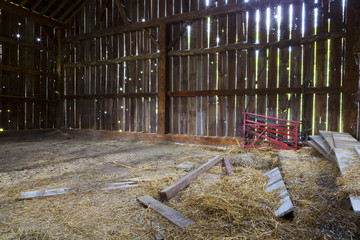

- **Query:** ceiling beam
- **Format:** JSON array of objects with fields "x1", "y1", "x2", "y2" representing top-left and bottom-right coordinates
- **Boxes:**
[
  {"x1": 58, "y1": 0, "x2": 81, "y2": 22},
  {"x1": 49, "y1": 0, "x2": 70, "y2": 18},
  {"x1": 30, "y1": 0, "x2": 42, "y2": 11},
  {"x1": 0, "y1": 1, "x2": 64, "y2": 29},
  {"x1": 19, "y1": 0, "x2": 29, "y2": 7},
  {"x1": 64, "y1": 0, "x2": 91, "y2": 24},
  {"x1": 40, "y1": 0, "x2": 57, "y2": 15}
]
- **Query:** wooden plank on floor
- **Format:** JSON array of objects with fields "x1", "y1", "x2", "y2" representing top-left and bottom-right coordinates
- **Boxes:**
[
  {"x1": 319, "y1": 130, "x2": 335, "y2": 150},
  {"x1": 332, "y1": 132, "x2": 360, "y2": 148},
  {"x1": 18, "y1": 188, "x2": 71, "y2": 200},
  {"x1": 137, "y1": 195, "x2": 195, "y2": 228},
  {"x1": 333, "y1": 147, "x2": 357, "y2": 175},
  {"x1": 264, "y1": 167, "x2": 294, "y2": 218},
  {"x1": 350, "y1": 196, "x2": 360, "y2": 214},
  {"x1": 159, "y1": 156, "x2": 222, "y2": 201},
  {"x1": 222, "y1": 157, "x2": 232, "y2": 175},
  {"x1": 309, "y1": 135, "x2": 335, "y2": 161}
]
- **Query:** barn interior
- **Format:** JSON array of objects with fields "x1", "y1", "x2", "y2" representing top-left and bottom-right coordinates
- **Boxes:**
[{"x1": 1, "y1": 0, "x2": 360, "y2": 239}]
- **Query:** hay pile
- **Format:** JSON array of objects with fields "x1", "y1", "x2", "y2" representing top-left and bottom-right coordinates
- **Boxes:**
[{"x1": 1, "y1": 134, "x2": 360, "y2": 239}]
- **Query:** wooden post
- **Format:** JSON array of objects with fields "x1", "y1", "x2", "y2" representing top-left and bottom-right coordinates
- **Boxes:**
[
  {"x1": 344, "y1": 0, "x2": 359, "y2": 134},
  {"x1": 157, "y1": 22, "x2": 168, "y2": 134},
  {"x1": 56, "y1": 29, "x2": 63, "y2": 128}
]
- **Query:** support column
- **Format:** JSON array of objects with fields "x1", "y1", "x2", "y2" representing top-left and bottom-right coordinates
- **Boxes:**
[
  {"x1": 157, "y1": 22, "x2": 169, "y2": 134},
  {"x1": 343, "y1": 0, "x2": 359, "y2": 134},
  {"x1": 56, "y1": 29, "x2": 63, "y2": 128}
]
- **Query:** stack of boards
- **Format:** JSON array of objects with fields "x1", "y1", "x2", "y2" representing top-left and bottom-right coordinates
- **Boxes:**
[{"x1": 309, "y1": 131, "x2": 360, "y2": 214}]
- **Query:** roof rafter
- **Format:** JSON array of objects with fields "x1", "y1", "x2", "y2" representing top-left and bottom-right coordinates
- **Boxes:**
[
  {"x1": 40, "y1": 0, "x2": 57, "y2": 15},
  {"x1": 30, "y1": 0, "x2": 42, "y2": 11},
  {"x1": 59, "y1": 0, "x2": 81, "y2": 22},
  {"x1": 0, "y1": 1, "x2": 64, "y2": 29},
  {"x1": 49, "y1": 0, "x2": 70, "y2": 19},
  {"x1": 64, "y1": 0, "x2": 91, "y2": 24}
]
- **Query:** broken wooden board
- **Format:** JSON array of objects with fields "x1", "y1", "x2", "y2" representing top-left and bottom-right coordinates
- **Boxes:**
[
  {"x1": 222, "y1": 158, "x2": 232, "y2": 175},
  {"x1": 319, "y1": 131, "x2": 336, "y2": 150},
  {"x1": 265, "y1": 167, "x2": 294, "y2": 218},
  {"x1": 101, "y1": 182, "x2": 139, "y2": 191},
  {"x1": 159, "y1": 156, "x2": 222, "y2": 201},
  {"x1": 18, "y1": 181, "x2": 139, "y2": 200},
  {"x1": 309, "y1": 135, "x2": 335, "y2": 161},
  {"x1": 350, "y1": 196, "x2": 360, "y2": 214},
  {"x1": 176, "y1": 161, "x2": 195, "y2": 172},
  {"x1": 332, "y1": 132, "x2": 360, "y2": 148},
  {"x1": 137, "y1": 195, "x2": 195, "y2": 228},
  {"x1": 275, "y1": 196, "x2": 294, "y2": 217},
  {"x1": 18, "y1": 188, "x2": 70, "y2": 200}
]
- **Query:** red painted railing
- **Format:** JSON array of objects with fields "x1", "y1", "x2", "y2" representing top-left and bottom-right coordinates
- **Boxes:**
[{"x1": 242, "y1": 112, "x2": 300, "y2": 150}]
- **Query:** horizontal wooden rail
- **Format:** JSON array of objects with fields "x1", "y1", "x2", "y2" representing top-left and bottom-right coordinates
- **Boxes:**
[
  {"x1": 64, "y1": 92, "x2": 158, "y2": 99},
  {"x1": 0, "y1": 36, "x2": 56, "y2": 53},
  {"x1": 168, "y1": 87, "x2": 344, "y2": 97},
  {"x1": 63, "y1": 53, "x2": 159, "y2": 68},
  {"x1": 168, "y1": 32, "x2": 344, "y2": 56},
  {"x1": 0, "y1": 64, "x2": 57, "y2": 78},
  {"x1": 63, "y1": 0, "x2": 318, "y2": 42},
  {"x1": 0, "y1": 95, "x2": 57, "y2": 104}
]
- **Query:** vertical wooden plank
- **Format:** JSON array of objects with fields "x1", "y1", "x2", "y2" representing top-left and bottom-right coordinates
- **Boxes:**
[
  {"x1": 278, "y1": 3, "x2": 290, "y2": 120},
  {"x1": 200, "y1": 18, "x2": 208, "y2": 136},
  {"x1": 303, "y1": 1, "x2": 315, "y2": 133},
  {"x1": 245, "y1": 9, "x2": 256, "y2": 115},
  {"x1": 343, "y1": 0, "x2": 358, "y2": 134},
  {"x1": 227, "y1": 13, "x2": 236, "y2": 137},
  {"x1": 188, "y1": 21, "x2": 197, "y2": 135},
  {"x1": 289, "y1": 1, "x2": 303, "y2": 123},
  {"x1": 208, "y1": 16, "x2": 217, "y2": 136},
  {"x1": 158, "y1": 22, "x2": 168, "y2": 134},
  {"x1": 217, "y1": 14, "x2": 227, "y2": 137},
  {"x1": 328, "y1": 0, "x2": 342, "y2": 132},
  {"x1": 267, "y1": 4, "x2": 278, "y2": 118}
]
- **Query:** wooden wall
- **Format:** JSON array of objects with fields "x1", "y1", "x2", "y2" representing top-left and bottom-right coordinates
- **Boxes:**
[
  {"x1": 0, "y1": 10, "x2": 57, "y2": 130},
  {"x1": 63, "y1": 0, "x2": 350, "y2": 136}
]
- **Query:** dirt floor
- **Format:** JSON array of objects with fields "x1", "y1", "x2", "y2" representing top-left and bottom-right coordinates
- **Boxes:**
[{"x1": 0, "y1": 130, "x2": 359, "y2": 239}]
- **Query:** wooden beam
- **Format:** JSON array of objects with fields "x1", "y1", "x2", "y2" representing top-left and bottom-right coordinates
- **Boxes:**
[
  {"x1": 168, "y1": 32, "x2": 344, "y2": 57},
  {"x1": 0, "y1": 95, "x2": 56, "y2": 104},
  {"x1": 343, "y1": 0, "x2": 359, "y2": 134},
  {"x1": 19, "y1": 0, "x2": 29, "y2": 7},
  {"x1": 63, "y1": 53, "x2": 159, "y2": 68},
  {"x1": 0, "y1": 64, "x2": 57, "y2": 78},
  {"x1": 59, "y1": 0, "x2": 81, "y2": 22},
  {"x1": 40, "y1": 0, "x2": 57, "y2": 15},
  {"x1": 64, "y1": 92, "x2": 157, "y2": 99},
  {"x1": 114, "y1": 0, "x2": 131, "y2": 25},
  {"x1": 157, "y1": 22, "x2": 168, "y2": 134},
  {"x1": 159, "y1": 156, "x2": 223, "y2": 201},
  {"x1": 41, "y1": 26, "x2": 57, "y2": 48},
  {"x1": 0, "y1": 35, "x2": 55, "y2": 52},
  {"x1": 49, "y1": 0, "x2": 71, "y2": 18},
  {"x1": 0, "y1": 1, "x2": 64, "y2": 29},
  {"x1": 30, "y1": 0, "x2": 42, "y2": 11},
  {"x1": 138, "y1": 195, "x2": 195, "y2": 228},
  {"x1": 56, "y1": 29, "x2": 63, "y2": 128},
  {"x1": 94, "y1": 0, "x2": 110, "y2": 29},
  {"x1": 64, "y1": 0, "x2": 317, "y2": 42},
  {"x1": 168, "y1": 87, "x2": 345, "y2": 97},
  {"x1": 61, "y1": 128, "x2": 242, "y2": 146},
  {"x1": 64, "y1": 0, "x2": 91, "y2": 25},
  {"x1": 62, "y1": 41, "x2": 80, "y2": 64},
  {"x1": 167, "y1": 20, "x2": 191, "y2": 51},
  {"x1": 142, "y1": 28, "x2": 159, "y2": 47}
]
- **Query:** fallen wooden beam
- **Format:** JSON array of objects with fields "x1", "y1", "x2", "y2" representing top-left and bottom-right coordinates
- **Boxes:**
[
  {"x1": 138, "y1": 195, "x2": 195, "y2": 228},
  {"x1": 308, "y1": 136, "x2": 335, "y2": 161},
  {"x1": 222, "y1": 158, "x2": 232, "y2": 175},
  {"x1": 319, "y1": 131, "x2": 336, "y2": 150},
  {"x1": 159, "y1": 156, "x2": 223, "y2": 201}
]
